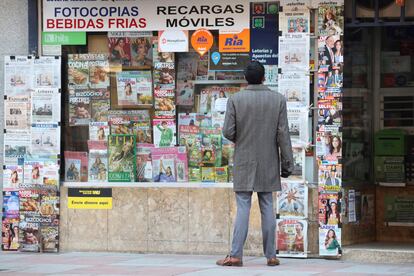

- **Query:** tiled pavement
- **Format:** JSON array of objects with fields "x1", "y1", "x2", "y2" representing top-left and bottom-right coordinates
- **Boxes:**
[{"x1": 0, "y1": 252, "x2": 413, "y2": 275}]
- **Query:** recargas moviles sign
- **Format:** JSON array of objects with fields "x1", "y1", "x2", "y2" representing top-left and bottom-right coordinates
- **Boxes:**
[{"x1": 42, "y1": 0, "x2": 249, "y2": 32}]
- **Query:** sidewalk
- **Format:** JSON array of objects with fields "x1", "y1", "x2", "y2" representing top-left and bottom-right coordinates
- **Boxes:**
[{"x1": 0, "y1": 252, "x2": 413, "y2": 275}]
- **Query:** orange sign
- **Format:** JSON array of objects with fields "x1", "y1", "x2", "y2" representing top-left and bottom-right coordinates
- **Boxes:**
[
  {"x1": 219, "y1": 29, "x2": 250, "y2": 53},
  {"x1": 191, "y1": 29, "x2": 213, "y2": 56}
]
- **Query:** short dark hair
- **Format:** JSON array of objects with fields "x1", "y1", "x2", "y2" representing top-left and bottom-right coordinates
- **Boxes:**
[{"x1": 244, "y1": 61, "x2": 265, "y2": 84}]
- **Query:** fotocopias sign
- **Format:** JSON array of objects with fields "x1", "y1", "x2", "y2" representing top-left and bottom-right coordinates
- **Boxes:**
[{"x1": 42, "y1": 0, "x2": 249, "y2": 32}]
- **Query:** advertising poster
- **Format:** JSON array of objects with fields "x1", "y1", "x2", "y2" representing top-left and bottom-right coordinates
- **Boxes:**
[
  {"x1": 249, "y1": 1, "x2": 279, "y2": 65},
  {"x1": 279, "y1": 33, "x2": 310, "y2": 72},
  {"x1": 4, "y1": 56, "x2": 33, "y2": 96},
  {"x1": 3, "y1": 130, "x2": 31, "y2": 165},
  {"x1": 153, "y1": 118, "x2": 177, "y2": 147},
  {"x1": 158, "y1": 30, "x2": 189, "y2": 52},
  {"x1": 319, "y1": 225, "x2": 342, "y2": 256},
  {"x1": 209, "y1": 51, "x2": 250, "y2": 71},
  {"x1": 279, "y1": 0, "x2": 310, "y2": 34},
  {"x1": 108, "y1": 134, "x2": 136, "y2": 182},
  {"x1": 276, "y1": 219, "x2": 307, "y2": 258},
  {"x1": 3, "y1": 165, "x2": 24, "y2": 191},
  {"x1": 4, "y1": 95, "x2": 30, "y2": 130},
  {"x1": 33, "y1": 56, "x2": 61, "y2": 89},
  {"x1": 68, "y1": 188, "x2": 112, "y2": 209},
  {"x1": 31, "y1": 88, "x2": 60, "y2": 123},
  {"x1": 277, "y1": 181, "x2": 308, "y2": 219},
  {"x1": 318, "y1": 191, "x2": 341, "y2": 226},
  {"x1": 219, "y1": 29, "x2": 250, "y2": 53},
  {"x1": 31, "y1": 123, "x2": 60, "y2": 156},
  {"x1": 287, "y1": 106, "x2": 309, "y2": 146}
]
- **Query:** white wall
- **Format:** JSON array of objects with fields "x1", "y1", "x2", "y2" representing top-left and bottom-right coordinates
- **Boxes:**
[{"x1": 0, "y1": 0, "x2": 29, "y2": 203}]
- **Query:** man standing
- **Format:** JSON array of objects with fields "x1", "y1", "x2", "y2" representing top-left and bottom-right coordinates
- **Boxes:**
[{"x1": 216, "y1": 61, "x2": 294, "y2": 267}]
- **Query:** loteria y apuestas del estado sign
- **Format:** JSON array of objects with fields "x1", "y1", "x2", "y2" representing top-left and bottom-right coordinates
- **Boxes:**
[{"x1": 42, "y1": 0, "x2": 249, "y2": 32}]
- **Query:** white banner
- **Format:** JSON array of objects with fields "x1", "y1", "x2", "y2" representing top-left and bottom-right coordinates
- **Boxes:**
[{"x1": 42, "y1": 0, "x2": 249, "y2": 32}]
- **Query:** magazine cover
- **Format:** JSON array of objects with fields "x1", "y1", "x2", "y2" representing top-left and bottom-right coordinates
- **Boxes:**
[
  {"x1": 179, "y1": 125, "x2": 202, "y2": 168},
  {"x1": 154, "y1": 88, "x2": 176, "y2": 117},
  {"x1": 42, "y1": 160, "x2": 60, "y2": 189},
  {"x1": 116, "y1": 71, "x2": 138, "y2": 106},
  {"x1": 319, "y1": 225, "x2": 342, "y2": 256},
  {"x1": 290, "y1": 147, "x2": 305, "y2": 180},
  {"x1": 178, "y1": 113, "x2": 197, "y2": 127},
  {"x1": 68, "y1": 54, "x2": 90, "y2": 89},
  {"x1": 151, "y1": 147, "x2": 177, "y2": 182},
  {"x1": 276, "y1": 219, "x2": 308, "y2": 258},
  {"x1": 215, "y1": 167, "x2": 228, "y2": 183},
  {"x1": 31, "y1": 88, "x2": 60, "y2": 123},
  {"x1": 23, "y1": 160, "x2": 44, "y2": 185},
  {"x1": 176, "y1": 51, "x2": 198, "y2": 81},
  {"x1": 318, "y1": 35, "x2": 343, "y2": 71},
  {"x1": 88, "y1": 140, "x2": 108, "y2": 182},
  {"x1": 201, "y1": 167, "x2": 215, "y2": 183},
  {"x1": 202, "y1": 129, "x2": 222, "y2": 167},
  {"x1": 3, "y1": 130, "x2": 30, "y2": 165},
  {"x1": 68, "y1": 95, "x2": 91, "y2": 126},
  {"x1": 317, "y1": 108, "x2": 341, "y2": 132},
  {"x1": 196, "y1": 84, "x2": 240, "y2": 114},
  {"x1": 189, "y1": 168, "x2": 201, "y2": 182},
  {"x1": 91, "y1": 99, "x2": 110, "y2": 122},
  {"x1": 89, "y1": 122, "x2": 110, "y2": 141},
  {"x1": 277, "y1": 181, "x2": 308, "y2": 219},
  {"x1": 316, "y1": 131, "x2": 342, "y2": 165},
  {"x1": 176, "y1": 80, "x2": 195, "y2": 106},
  {"x1": 196, "y1": 114, "x2": 213, "y2": 128},
  {"x1": 132, "y1": 121, "x2": 152, "y2": 144},
  {"x1": 64, "y1": 151, "x2": 89, "y2": 182},
  {"x1": 222, "y1": 143, "x2": 235, "y2": 167},
  {"x1": 153, "y1": 37, "x2": 175, "y2": 64},
  {"x1": 3, "y1": 191, "x2": 20, "y2": 219},
  {"x1": 2, "y1": 218, "x2": 19, "y2": 251},
  {"x1": 33, "y1": 56, "x2": 61, "y2": 89},
  {"x1": 176, "y1": 146, "x2": 188, "y2": 182},
  {"x1": 108, "y1": 34, "x2": 132, "y2": 66},
  {"x1": 131, "y1": 36, "x2": 153, "y2": 67},
  {"x1": 39, "y1": 194, "x2": 59, "y2": 217},
  {"x1": 153, "y1": 62, "x2": 175, "y2": 89},
  {"x1": 319, "y1": 191, "x2": 342, "y2": 226},
  {"x1": 18, "y1": 218, "x2": 40, "y2": 252},
  {"x1": 31, "y1": 123, "x2": 60, "y2": 156},
  {"x1": 3, "y1": 164, "x2": 23, "y2": 191},
  {"x1": 4, "y1": 56, "x2": 33, "y2": 96},
  {"x1": 136, "y1": 143, "x2": 154, "y2": 182},
  {"x1": 40, "y1": 225, "x2": 59, "y2": 253},
  {"x1": 279, "y1": 0, "x2": 310, "y2": 34},
  {"x1": 88, "y1": 54, "x2": 110, "y2": 89},
  {"x1": 153, "y1": 118, "x2": 176, "y2": 147},
  {"x1": 318, "y1": 4, "x2": 344, "y2": 36},
  {"x1": 318, "y1": 164, "x2": 342, "y2": 190},
  {"x1": 4, "y1": 95, "x2": 30, "y2": 130},
  {"x1": 108, "y1": 134, "x2": 136, "y2": 182}
]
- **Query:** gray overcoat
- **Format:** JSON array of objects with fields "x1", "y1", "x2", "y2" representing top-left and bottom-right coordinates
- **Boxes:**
[{"x1": 222, "y1": 84, "x2": 294, "y2": 192}]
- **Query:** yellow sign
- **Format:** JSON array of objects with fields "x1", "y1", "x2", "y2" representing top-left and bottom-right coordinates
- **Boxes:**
[{"x1": 68, "y1": 188, "x2": 112, "y2": 209}]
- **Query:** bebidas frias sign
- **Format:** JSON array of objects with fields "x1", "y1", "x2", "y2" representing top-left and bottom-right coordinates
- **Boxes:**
[{"x1": 42, "y1": 0, "x2": 249, "y2": 32}]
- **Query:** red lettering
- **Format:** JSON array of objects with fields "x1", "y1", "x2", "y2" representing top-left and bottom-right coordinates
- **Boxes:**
[
  {"x1": 139, "y1": 18, "x2": 147, "y2": 28},
  {"x1": 56, "y1": 19, "x2": 63, "y2": 28},
  {"x1": 129, "y1": 18, "x2": 138, "y2": 29},
  {"x1": 46, "y1": 19, "x2": 55, "y2": 28},
  {"x1": 96, "y1": 18, "x2": 104, "y2": 28},
  {"x1": 117, "y1": 18, "x2": 125, "y2": 28},
  {"x1": 108, "y1": 18, "x2": 116, "y2": 28}
]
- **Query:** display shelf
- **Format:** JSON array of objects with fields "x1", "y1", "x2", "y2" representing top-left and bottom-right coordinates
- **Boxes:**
[
  {"x1": 62, "y1": 181, "x2": 233, "y2": 189},
  {"x1": 193, "y1": 80, "x2": 247, "y2": 85}
]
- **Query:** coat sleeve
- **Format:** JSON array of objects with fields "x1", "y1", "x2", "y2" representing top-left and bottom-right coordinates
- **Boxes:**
[
  {"x1": 222, "y1": 97, "x2": 236, "y2": 143},
  {"x1": 277, "y1": 97, "x2": 294, "y2": 173}
]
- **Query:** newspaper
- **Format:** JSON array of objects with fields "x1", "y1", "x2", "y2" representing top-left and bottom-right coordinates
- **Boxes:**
[
  {"x1": 31, "y1": 123, "x2": 60, "y2": 156},
  {"x1": 3, "y1": 130, "x2": 31, "y2": 165},
  {"x1": 279, "y1": 0, "x2": 311, "y2": 34},
  {"x1": 4, "y1": 95, "x2": 30, "y2": 130},
  {"x1": 276, "y1": 219, "x2": 308, "y2": 258},
  {"x1": 31, "y1": 88, "x2": 60, "y2": 123},
  {"x1": 33, "y1": 56, "x2": 61, "y2": 89},
  {"x1": 4, "y1": 56, "x2": 33, "y2": 96},
  {"x1": 277, "y1": 180, "x2": 308, "y2": 219},
  {"x1": 287, "y1": 106, "x2": 309, "y2": 146},
  {"x1": 278, "y1": 33, "x2": 310, "y2": 72},
  {"x1": 279, "y1": 73, "x2": 310, "y2": 107}
]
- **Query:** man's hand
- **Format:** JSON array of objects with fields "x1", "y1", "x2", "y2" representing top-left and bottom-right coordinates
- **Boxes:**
[{"x1": 281, "y1": 170, "x2": 291, "y2": 178}]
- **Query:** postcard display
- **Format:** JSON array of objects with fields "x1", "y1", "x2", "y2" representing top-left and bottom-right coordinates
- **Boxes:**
[
  {"x1": 2, "y1": 56, "x2": 61, "y2": 252},
  {"x1": 315, "y1": 0, "x2": 344, "y2": 257},
  {"x1": 275, "y1": 0, "x2": 310, "y2": 258}
]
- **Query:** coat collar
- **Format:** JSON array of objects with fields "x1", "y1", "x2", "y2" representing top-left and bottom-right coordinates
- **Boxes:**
[{"x1": 245, "y1": 84, "x2": 271, "y2": 91}]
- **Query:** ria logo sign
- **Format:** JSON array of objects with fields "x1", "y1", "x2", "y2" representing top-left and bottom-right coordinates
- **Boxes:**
[{"x1": 219, "y1": 29, "x2": 250, "y2": 52}]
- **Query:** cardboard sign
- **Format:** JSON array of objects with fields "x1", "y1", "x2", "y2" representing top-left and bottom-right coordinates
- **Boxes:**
[{"x1": 68, "y1": 188, "x2": 112, "y2": 209}]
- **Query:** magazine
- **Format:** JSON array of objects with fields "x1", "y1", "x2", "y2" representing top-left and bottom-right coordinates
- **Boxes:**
[
  {"x1": 176, "y1": 52, "x2": 198, "y2": 81},
  {"x1": 109, "y1": 111, "x2": 152, "y2": 144},
  {"x1": 175, "y1": 146, "x2": 188, "y2": 182},
  {"x1": 3, "y1": 130, "x2": 31, "y2": 165},
  {"x1": 316, "y1": 131, "x2": 342, "y2": 165},
  {"x1": 4, "y1": 95, "x2": 30, "y2": 130},
  {"x1": 116, "y1": 71, "x2": 152, "y2": 107},
  {"x1": 154, "y1": 88, "x2": 176, "y2": 117},
  {"x1": 40, "y1": 225, "x2": 59, "y2": 253},
  {"x1": 42, "y1": 160, "x2": 60, "y2": 189},
  {"x1": 31, "y1": 123, "x2": 60, "y2": 156},
  {"x1": 108, "y1": 134, "x2": 136, "y2": 182},
  {"x1": 4, "y1": 56, "x2": 33, "y2": 96},
  {"x1": 89, "y1": 122, "x2": 110, "y2": 141},
  {"x1": 176, "y1": 80, "x2": 195, "y2": 107},
  {"x1": 151, "y1": 147, "x2": 177, "y2": 182},
  {"x1": 277, "y1": 181, "x2": 308, "y2": 219},
  {"x1": 24, "y1": 160, "x2": 44, "y2": 185},
  {"x1": 19, "y1": 185, "x2": 41, "y2": 216},
  {"x1": 33, "y1": 56, "x2": 61, "y2": 89},
  {"x1": 318, "y1": 4, "x2": 344, "y2": 36},
  {"x1": 189, "y1": 168, "x2": 201, "y2": 182},
  {"x1": 3, "y1": 164, "x2": 24, "y2": 191},
  {"x1": 3, "y1": 191, "x2": 20, "y2": 219},
  {"x1": 319, "y1": 225, "x2": 342, "y2": 256},
  {"x1": 153, "y1": 118, "x2": 176, "y2": 147},
  {"x1": 88, "y1": 54, "x2": 110, "y2": 89},
  {"x1": 131, "y1": 36, "x2": 153, "y2": 67},
  {"x1": 201, "y1": 167, "x2": 215, "y2": 182},
  {"x1": 179, "y1": 125, "x2": 202, "y2": 168},
  {"x1": 178, "y1": 113, "x2": 197, "y2": 127},
  {"x1": 215, "y1": 167, "x2": 228, "y2": 183},
  {"x1": 222, "y1": 143, "x2": 235, "y2": 167},
  {"x1": 153, "y1": 62, "x2": 175, "y2": 89},
  {"x1": 196, "y1": 84, "x2": 240, "y2": 114},
  {"x1": 319, "y1": 191, "x2": 342, "y2": 226},
  {"x1": 88, "y1": 141, "x2": 108, "y2": 182},
  {"x1": 31, "y1": 88, "x2": 60, "y2": 123},
  {"x1": 279, "y1": 0, "x2": 310, "y2": 34},
  {"x1": 2, "y1": 218, "x2": 19, "y2": 251},
  {"x1": 91, "y1": 99, "x2": 110, "y2": 122},
  {"x1": 318, "y1": 164, "x2": 342, "y2": 191},
  {"x1": 39, "y1": 195, "x2": 59, "y2": 217},
  {"x1": 212, "y1": 112, "x2": 226, "y2": 129},
  {"x1": 136, "y1": 143, "x2": 154, "y2": 182},
  {"x1": 68, "y1": 94, "x2": 91, "y2": 126},
  {"x1": 276, "y1": 219, "x2": 308, "y2": 258},
  {"x1": 68, "y1": 54, "x2": 90, "y2": 89},
  {"x1": 153, "y1": 36, "x2": 175, "y2": 64},
  {"x1": 201, "y1": 128, "x2": 222, "y2": 167},
  {"x1": 18, "y1": 216, "x2": 40, "y2": 252},
  {"x1": 108, "y1": 35, "x2": 132, "y2": 66},
  {"x1": 64, "y1": 151, "x2": 89, "y2": 182}
]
